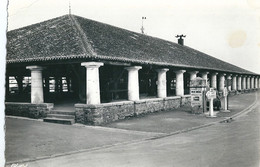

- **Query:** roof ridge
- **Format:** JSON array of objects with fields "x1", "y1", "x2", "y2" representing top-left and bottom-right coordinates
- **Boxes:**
[{"x1": 68, "y1": 14, "x2": 96, "y2": 56}]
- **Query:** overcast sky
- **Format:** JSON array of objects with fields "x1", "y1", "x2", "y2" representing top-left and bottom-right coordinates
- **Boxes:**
[{"x1": 7, "y1": 0, "x2": 260, "y2": 74}]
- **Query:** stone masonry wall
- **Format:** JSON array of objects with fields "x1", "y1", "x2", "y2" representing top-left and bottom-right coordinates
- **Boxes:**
[
  {"x1": 134, "y1": 98, "x2": 165, "y2": 116},
  {"x1": 164, "y1": 96, "x2": 181, "y2": 110},
  {"x1": 75, "y1": 95, "x2": 191, "y2": 125},
  {"x1": 75, "y1": 101, "x2": 134, "y2": 125},
  {"x1": 181, "y1": 95, "x2": 191, "y2": 106},
  {"x1": 229, "y1": 90, "x2": 237, "y2": 96},
  {"x1": 5, "y1": 102, "x2": 54, "y2": 119}
]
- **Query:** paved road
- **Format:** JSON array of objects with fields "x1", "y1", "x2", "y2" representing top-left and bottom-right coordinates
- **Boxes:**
[{"x1": 13, "y1": 97, "x2": 260, "y2": 167}]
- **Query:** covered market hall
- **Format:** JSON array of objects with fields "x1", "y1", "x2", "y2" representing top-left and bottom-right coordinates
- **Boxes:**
[{"x1": 5, "y1": 14, "x2": 260, "y2": 125}]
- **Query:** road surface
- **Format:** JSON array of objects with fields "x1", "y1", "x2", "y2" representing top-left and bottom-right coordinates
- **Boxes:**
[{"x1": 14, "y1": 99, "x2": 260, "y2": 167}]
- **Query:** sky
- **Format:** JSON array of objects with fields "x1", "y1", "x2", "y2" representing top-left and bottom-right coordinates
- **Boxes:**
[{"x1": 6, "y1": 0, "x2": 260, "y2": 74}]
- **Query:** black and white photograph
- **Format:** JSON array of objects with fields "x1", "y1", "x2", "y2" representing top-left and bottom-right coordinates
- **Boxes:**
[{"x1": 1, "y1": 0, "x2": 260, "y2": 166}]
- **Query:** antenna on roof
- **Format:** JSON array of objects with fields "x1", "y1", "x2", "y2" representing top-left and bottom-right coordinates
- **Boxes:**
[
  {"x1": 141, "y1": 17, "x2": 146, "y2": 34},
  {"x1": 69, "y1": 1, "x2": 71, "y2": 15}
]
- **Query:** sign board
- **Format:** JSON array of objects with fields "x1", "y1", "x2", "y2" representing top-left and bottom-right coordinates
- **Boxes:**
[
  {"x1": 206, "y1": 88, "x2": 216, "y2": 99},
  {"x1": 190, "y1": 77, "x2": 207, "y2": 88},
  {"x1": 223, "y1": 87, "x2": 228, "y2": 97},
  {"x1": 190, "y1": 87, "x2": 203, "y2": 107}
]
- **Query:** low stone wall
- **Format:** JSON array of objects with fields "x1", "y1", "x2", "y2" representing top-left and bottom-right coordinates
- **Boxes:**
[
  {"x1": 134, "y1": 98, "x2": 165, "y2": 115},
  {"x1": 5, "y1": 102, "x2": 54, "y2": 119},
  {"x1": 239, "y1": 89, "x2": 258, "y2": 94},
  {"x1": 75, "y1": 101, "x2": 135, "y2": 125},
  {"x1": 229, "y1": 90, "x2": 237, "y2": 96},
  {"x1": 181, "y1": 95, "x2": 191, "y2": 106},
  {"x1": 237, "y1": 90, "x2": 243, "y2": 94},
  {"x1": 164, "y1": 96, "x2": 181, "y2": 110},
  {"x1": 244, "y1": 89, "x2": 251, "y2": 93},
  {"x1": 75, "y1": 95, "x2": 191, "y2": 125}
]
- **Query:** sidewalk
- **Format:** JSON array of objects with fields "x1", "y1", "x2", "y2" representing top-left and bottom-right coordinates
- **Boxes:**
[
  {"x1": 105, "y1": 91, "x2": 258, "y2": 133},
  {"x1": 5, "y1": 91, "x2": 258, "y2": 164}
]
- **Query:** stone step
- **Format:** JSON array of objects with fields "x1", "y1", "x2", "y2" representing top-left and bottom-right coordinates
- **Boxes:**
[
  {"x1": 50, "y1": 110, "x2": 75, "y2": 115},
  {"x1": 43, "y1": 117, "x2": 75, "y2": 125},
  {"x1": 47, "y1": 114, "x2": 75, "y2": 119}
]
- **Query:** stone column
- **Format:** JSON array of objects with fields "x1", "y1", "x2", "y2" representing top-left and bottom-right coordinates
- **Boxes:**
[
  {"x1": 226, "y1": 74, "x2": 232, "y2": 91},
  {"x1": 251, "y1": 77, "x2": 255, "y2": 89},
  {"x1": 255, "y1": 77, "x2": 258, "y2": 89},
  {"x1": 218, "y1": 73, "x2": 226, "y2": 92},
  {"x1": 16, "y1": 75, "x2": 23, "y2": 95},
  {"x1": 201, "y1": 72, "x2": 209, "y2": 86},
  {"x1": 125, "y1": 66, "x2": 142, "y2": 101},
  {"x1": 175, "y1": 70, "x2": 186, "y2": 96},
  {"x1": 237, "y1": 75, "x2": 242, "y2": 91},
  {"x1": 189, "y1": 71, "x2": 198, "y2": 80},
  {"x1": 156, "y1": 68, "x2": 169, "y2": 98},
  {"x1": 26, "y1": 66, "x2": 44, "y2": 104},
  {"x1": 247, "y1": 76, "x2": 251, "y2": 89},
  {"x1": 211, "y1": 72, "x2": 218, "y2": 89},
  {"x1": 259, "y1": 77, "x2": 260, "y2": 88},
  {"x1": 232, "y1": 75, "x2": 237, "y2": 91},
  {"x1": 55, "y1": 77, "x2": 62, "y2": 93},
  {"x1": 242, "y1": 76, "x2": 246, "y2": 90},
  {"x1": 81, "y1": 62, "x2": 104, "y2": 104}
]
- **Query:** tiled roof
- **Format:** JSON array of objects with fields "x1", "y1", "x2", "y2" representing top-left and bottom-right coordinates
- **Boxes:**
[{"x1": 6, "y1": 14, "x2": 258, "y2": 75}]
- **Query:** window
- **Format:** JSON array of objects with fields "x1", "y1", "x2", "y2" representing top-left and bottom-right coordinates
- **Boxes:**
[
  {"x1": 9, "y1": 76, "x2": 18, "y2": 94},
  {"x1": 49, "y1": 77, "x2": 55, "y2": 92},
  {"x1": 62, "y1": 77, "x2": 68, "y2": 92}
]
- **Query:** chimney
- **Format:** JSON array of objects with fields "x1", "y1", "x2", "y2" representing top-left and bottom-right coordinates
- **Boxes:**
[{"x1": 175, "y1": 34, "x2": 186, "y2": 46}]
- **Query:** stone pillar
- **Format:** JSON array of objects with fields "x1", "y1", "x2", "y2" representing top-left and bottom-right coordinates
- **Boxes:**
[
  {"x1": 242, "y1": 76, "x2": 246, "y2": 90},
  {"x1": 237, "y1": 75, "x2": 242, "y2": 91},
  {"x1": 201, "y1": 72, "x2": 209, "y2": 86},
  {"x1": 255, "y1": 77, "x2": 258, "y2": 89},
  {"x1": 211, "y1": 72, "x2": 218, "y2": 89},
  {"x1": 125, "y1": 66, "x2": 142, "y2": 101},
  {"x1": 26, "y1": 66, "x2": 44, "y2": 104},
  {"x1": 232, "y1": 75, "x2": 237, "y2": 91},
  {"x1": 259, "y1": 77, "x2": 260, "y2": 88},
  {"x1": 189, "y1": 71, "x2": 198, "y2": 80},
  {"x1": 16, "y1": 75, "x2": 23, "y2": 95},
  {"x1": 81, "y1": 62, "x2": 104, "y2": 104},
  {"x1": 156, "y1": 68, "x2": 169, "y2": 98},
  {"x1": 218, "y1": 73, "x2": 226, "y2": 92},
  {"x1": 175, "y1": 70, "x2": 186, "y2": 96},
  {"x1": 55, "y1": 77, "x2": 62, "y2": 93},
  {"x1": 251, "y1": 77, "x2": 255, "y2": 89},
  {"x1": 226, "y1": 74, "x2": 232, "y2": 91},
  {"x1": 247, "y1": 76, "x2": 251, "y2": 89}
]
